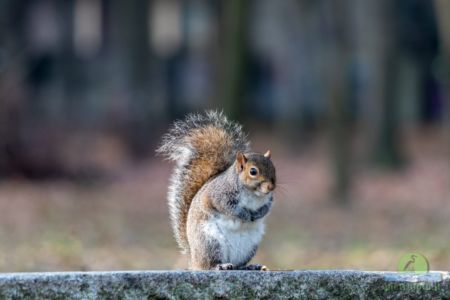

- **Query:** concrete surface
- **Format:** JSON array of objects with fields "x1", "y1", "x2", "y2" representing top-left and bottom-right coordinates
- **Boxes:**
[{"x1": 0, "y1": 270, "x2": 449, "y2": 299}]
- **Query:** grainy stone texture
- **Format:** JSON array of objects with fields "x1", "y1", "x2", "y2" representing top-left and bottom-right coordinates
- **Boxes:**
[{"x1": 0, "y1": 270, "x2": 449, "y2": 299}]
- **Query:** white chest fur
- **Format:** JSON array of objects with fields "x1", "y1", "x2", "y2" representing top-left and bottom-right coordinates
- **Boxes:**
[
  {"x1": 240, "y1": 189, "x2": 272, "y2": 210},
  {"x1": 202, "y1": 191, "x2": 272, "y2": 266},
  {"x1": 202, "y1": 215, "x2": 266, "y2": 266}
]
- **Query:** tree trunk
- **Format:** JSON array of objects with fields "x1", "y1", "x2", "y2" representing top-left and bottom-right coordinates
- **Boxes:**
[
  {"x1": 433, "y1": 0, "x2": 450, "y2": 166},
  {"x1": 326, "y1": 0, "x2": 353, "y2": 205},
  {"x1": 219, "y1": 0, "x2": 250, "y2": 121}
]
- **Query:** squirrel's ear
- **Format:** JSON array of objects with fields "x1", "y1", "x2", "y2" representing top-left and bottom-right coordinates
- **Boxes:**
[
  {"x1": 236, "y1": 152, "x2": 247, "y2": 172},
  {"x1": 264, "y1": 150, "x2": 271, "y2": 158}
]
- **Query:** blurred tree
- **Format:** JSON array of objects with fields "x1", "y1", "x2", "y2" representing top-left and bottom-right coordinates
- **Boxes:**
[
  {"x1": 434, "y1": 0, "x2": 450, "y2": 155},
  {"x1": 0, "y1": 0, "x2": 20, "y2": 176},
  {"x1": 111, "y1": 0, "x2": 159, "y2": 158},
  {"x1": 123, "y1": 0, "x2": 154, "y2": 158},
  {"x1": 219, "y1": 0, "x2": 250, "y2": 120},
  {"x1": 59, "y1": 1, "x2": 80, "y2": 122},
  {"x1": 367, "y1": 0, "x2": 404, "y2": 169},
  {"x1": 352, "y1": 0, "x2": 406, "y2": 170},
  {"x1": 325, "y1": 0, "x2": 353, "y2": 204},
  {"x1": 0, "y1": 0, "x2": 31, "y2": 177}
]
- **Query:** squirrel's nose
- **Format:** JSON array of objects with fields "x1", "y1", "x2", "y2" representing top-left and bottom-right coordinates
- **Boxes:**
[{"x1": 260, "y1": 182, "x2": 275, "y2": 194}]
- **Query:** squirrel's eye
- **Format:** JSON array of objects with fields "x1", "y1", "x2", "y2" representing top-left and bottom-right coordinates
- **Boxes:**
[{"x1": 249, "y1": 167, "x2": 258, "y2": 176}]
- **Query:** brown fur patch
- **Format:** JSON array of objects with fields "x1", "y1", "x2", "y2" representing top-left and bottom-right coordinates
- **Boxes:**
[{"x1": 176, "y1": 126, "x2": 236, "y2": 252}]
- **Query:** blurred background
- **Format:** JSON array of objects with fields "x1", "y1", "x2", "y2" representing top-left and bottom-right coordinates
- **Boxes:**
[{"x1": 0, "y1": 0, "x2": 449, "y2": 272}]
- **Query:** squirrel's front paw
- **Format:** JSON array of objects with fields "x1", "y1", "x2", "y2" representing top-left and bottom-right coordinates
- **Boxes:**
[
  {"x1": 214, "y1": 263, "x2": 234, "y2": 270},
  {"x1": 242, "y1": 264, "x2": 268, "y2": 271}
]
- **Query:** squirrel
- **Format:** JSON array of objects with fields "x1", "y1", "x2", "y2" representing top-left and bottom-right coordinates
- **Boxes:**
[{"x1": 157, "y1": 111, "x2": 276, "y2": 270}]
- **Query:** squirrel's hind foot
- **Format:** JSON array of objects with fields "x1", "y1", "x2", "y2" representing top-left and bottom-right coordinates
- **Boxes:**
[
  {"x1": 213, "y1": 263, "x2": 235, "y2": 270},
  {"x1": 240, "y1": 264, "x2": 268, "y2": 271}
]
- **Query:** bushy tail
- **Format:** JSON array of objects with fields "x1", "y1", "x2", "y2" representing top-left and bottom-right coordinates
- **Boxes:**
[{"x1": 157, "y1": 111, "x2": 250, "y2": 253}]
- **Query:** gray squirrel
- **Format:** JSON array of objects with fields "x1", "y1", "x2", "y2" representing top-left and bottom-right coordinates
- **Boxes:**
[{"x1": 157, "y1": 111, "x2": 276, "y2": 270}]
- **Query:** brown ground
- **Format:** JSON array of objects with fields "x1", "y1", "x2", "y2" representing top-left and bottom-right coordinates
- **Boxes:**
[{"x1": 0, "y1": 129, "x2": 449, "y2": 272}]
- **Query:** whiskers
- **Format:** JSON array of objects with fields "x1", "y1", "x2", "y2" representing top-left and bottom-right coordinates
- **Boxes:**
[
  {"x1": 273, "y1": 182, "x2": 288, "y2": 198},
  {"x1": 272, "y1": 173, "x2": 306, "y2": 204}
]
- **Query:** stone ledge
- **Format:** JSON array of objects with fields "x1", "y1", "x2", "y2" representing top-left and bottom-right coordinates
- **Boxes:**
[{"x1": 0, "y1": 270, "x2": 449, "y2": 299}]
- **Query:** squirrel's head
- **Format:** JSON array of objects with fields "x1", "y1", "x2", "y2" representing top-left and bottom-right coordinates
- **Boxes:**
[{"x1": 236, "y1": 150, "x2": 276, "y2": 196}]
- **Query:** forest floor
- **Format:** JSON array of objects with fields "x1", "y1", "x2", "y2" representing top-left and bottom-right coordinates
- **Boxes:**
[{"x1": 0, "y1": 128, "x2": 449, "y2": 272}]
